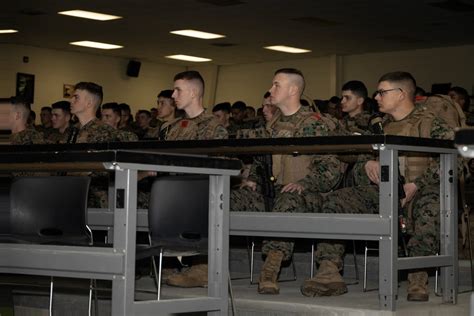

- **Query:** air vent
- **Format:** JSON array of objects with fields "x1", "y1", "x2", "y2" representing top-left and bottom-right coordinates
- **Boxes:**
[
  {"x1": 197, "y1": 0, "x2": 245, "y2": 6},
  {"x1": 19, "y1": 9, "x2": 47, "y2": 16},
  {"x1": 429, "y1": 0, "x2": 474, "y2": 12},
  {"x1": 211, "y1": 42, "x2": 236, "y2": 47},
  {"x1": 292, "y1": 16, "x2": 341, "y2": 27}
]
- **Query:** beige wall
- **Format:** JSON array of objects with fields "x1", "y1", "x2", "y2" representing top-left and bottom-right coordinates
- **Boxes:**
[
  {"x1": 0, "y1": 44, "x2": 185, "y2": 112},
  {"x1": 214, "y1": 56, "x2": 333, "y2": 108},
  {"x1": 342, "y1": 45, "x2": 474, "y2": 95},
  {"x1": 1, "y1": 44, "x2": 473, "y2": 114}
]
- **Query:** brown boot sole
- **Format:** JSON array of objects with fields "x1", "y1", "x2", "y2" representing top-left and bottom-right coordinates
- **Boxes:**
[
  {"x1": 407, "y1": 293, "x2": 429, "y2": 301},
  {"x1": 301, "y1": 282, "x2": 348, "y2": 297},
  {"x1": 258, "y1": 286, "x2": 280, "y2": 295}
]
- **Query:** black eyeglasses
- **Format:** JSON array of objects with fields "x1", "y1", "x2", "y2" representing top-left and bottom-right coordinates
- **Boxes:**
[{"x1": 375, "y1": 88, "x2": 403, "y2": 97}]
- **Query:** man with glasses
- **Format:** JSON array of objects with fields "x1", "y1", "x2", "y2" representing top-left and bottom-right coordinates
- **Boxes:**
[{"x1": 302, "y1": 72, "x2": 454, "y2": 301}]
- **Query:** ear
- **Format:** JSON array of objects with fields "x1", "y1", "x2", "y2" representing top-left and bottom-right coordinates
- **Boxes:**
[
  {"x1": 357, "y1": 97, "x2": 364, "y2": 106},
  {"x1": 289, "y1": 84, "x2": 298, "y2": 97}
]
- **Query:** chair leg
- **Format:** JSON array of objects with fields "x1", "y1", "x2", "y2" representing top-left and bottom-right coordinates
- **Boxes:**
[
  {"x1": 250, "y1": 241, "x2": 255, "y2": 285},
  {"x1": 88, "y1": 279, "x2": 93, "y2": 316},
  {"x1": 345, "y1": 240, "x2": 359, "y2": 285},
  {"x1": 228, "y1": 274, "x2": 237, "y2": 316},
  {"x1": 49, "y1": 277, "x2": 54, "y2": 316},
  {"x1": 310, "y1": 242, "x2": 315, "y2": 278},
  {"x1": 157, "y1": 249, "x2": 163, "y2": 300}
]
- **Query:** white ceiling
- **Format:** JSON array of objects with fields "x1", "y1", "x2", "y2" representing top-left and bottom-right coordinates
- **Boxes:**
[{"x1": 2, "y1": 0, "x2": 474, "y2": 66}]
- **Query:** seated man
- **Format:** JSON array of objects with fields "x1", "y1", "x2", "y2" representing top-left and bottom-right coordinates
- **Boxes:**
[
  {"x1": 339, "y1": 80, "x2": 371, "y2": 134},
  {"x1": 8, "y1": 96, "x2": 44, "y2": 145},
  {"x1": 302, "y1": 71, "x2": 454, "y2": 301},
  {"x1": 231, "y1": 68, "x2": 344, "y2": 295},
  {"x1": 49, "y1": 101, "x2": 72, "y2": 144}
]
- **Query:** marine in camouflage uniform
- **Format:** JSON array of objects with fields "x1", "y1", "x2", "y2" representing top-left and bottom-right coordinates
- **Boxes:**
[
  {"x1": 10, "y1": 128, "x2": 45, "y2": 145},
  {"x1": 231, "y1": 107, "x2": 344, "y2": 261},
  {"x1": 165, "y1": 111, "x2": 228, "y2": 140},
  {"x1": 47, "y1": 126, "x2": 72, "y2": 144},
  {"x1": 303, "y1": 72, "x2": 454, "y2": 300},
  {"x1": 339, "y1": 110, "x2": 372, "y2": 135}
]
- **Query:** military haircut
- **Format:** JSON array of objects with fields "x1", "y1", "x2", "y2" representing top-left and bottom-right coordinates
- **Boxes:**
[
  {"x1": 378, "y1": 71, "x2": 416, "y2": 99},
  {"x1": 51, "y1": 101, "x2": 71, "y2": 115},
  {"x1": 449, "y1": 86, "x2": 470, "y2": 108},
  {"x1": 137, "y1": 109, "x2": 151, "y2": 118},
  {"x1": 158, "y1": 89, "x2": 173, "y2": 99},
  {"x1": 341, "y1": 80, "x2": 368, "y2": 99},
  {"x1": 212, "y1": 102, "x2": 231, "y2": 113},
  {"x1": 173, "y1": 70, "x2": 205, "y2": 97},
  {"x1": 74, "y1": 81, "x2": 104, "y2": 107},
  {"x1": 40, "y1": 106, "x2": 52, "y2": 113},
  {"x1": 274, "y1": 68, "x2": 305, "y2": 94},
  {"x1": 102, "y1": 102, "x2": 121, "y2": 116},
  {"x1": 10, "y1": 96, "x2": 31, "y2": 120},
  {"x1": 231, "y1": 101, "x2": 247, "y2": 111}
]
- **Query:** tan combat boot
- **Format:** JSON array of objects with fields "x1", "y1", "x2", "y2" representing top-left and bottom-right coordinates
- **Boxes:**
[
  {"x1": 301, "y1": 260, "x2": 347, "y2": 297},
  {"x1": 407, "y1": 271, "x2": 429, "y2": 301},
  {"x1": 166, "y1": 264, "x2": 208, "y2": 288},
  {"x1": 258, "y1": 250, "x2": 284, "y2": 294}
]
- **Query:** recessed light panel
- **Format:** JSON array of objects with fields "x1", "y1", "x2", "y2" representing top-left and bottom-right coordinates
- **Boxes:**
[
  {"x1": 70, "y1": 41, "x2": 123, "y2": 49},
  {"x1": 58, "y1": 10, "x2": 122, "y2": 21},
  {"x1": 0, "y1": 29, "x2": 18, "y2": 34},
  {"x1": 264, "y1": 45, "x2": 311, "y2": 54},
  {"x1": 165, "y1": 54, "x2": 212, "y2": 62},
  {"x1": 170, "y1": 29, "x2": 225, "y2": 39}
]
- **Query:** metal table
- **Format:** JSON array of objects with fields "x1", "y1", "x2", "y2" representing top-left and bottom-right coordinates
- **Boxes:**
[
  {"x1": 84, "y1": 135, "x2": 458, "y2": 311},
  {"x1": 0, "y1": 148, "x2": 241, "y2": 315}
]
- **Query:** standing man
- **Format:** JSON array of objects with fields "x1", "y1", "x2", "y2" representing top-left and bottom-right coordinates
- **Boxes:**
[
  {"x1": 302, "y1": 72, "x2": 454, "y2": 300},
  {"x1": 339, "y1": 80, "x2": 372, "y2": 134}
]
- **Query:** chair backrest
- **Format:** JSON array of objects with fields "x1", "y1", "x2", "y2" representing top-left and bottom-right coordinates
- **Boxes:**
[
  {"x1": 148, "y1": 175, "x2": 209, "y2": 248},
  {"x1": 10, "y1": 176, "x2": 91, "y2": 241}
]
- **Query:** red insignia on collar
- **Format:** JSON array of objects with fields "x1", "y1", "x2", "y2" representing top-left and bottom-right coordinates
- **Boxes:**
[
  {"x1": 181, "y1": 120, "x2": 189, "y2": 127},
  {"x1": 312, "y1": 113, "x2": 321, "y2": 120}
]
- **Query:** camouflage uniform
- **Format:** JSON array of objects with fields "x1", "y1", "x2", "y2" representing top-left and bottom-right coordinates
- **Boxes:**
[
  {"x1": 339, "y1": 111, "x2": 372, "y2": 135},
  {"x1": 46, "y1": 127, "x2": 72, "y2": 144},
  {"x1": 36, "y1": 125, "x2": 55, "y2": 140},
  {"x1": 117, "y1": 129, "x2": 139, "y2": 142},
  {"x1": 231, "y1": 107, "x2": 345, "y2": 261},
  {"x1": 166, "y1": 111, "x2": 228, "y2": 140},
  {"x1": 315, "y1": 106, "x2": 454, "y2": 268},
  {"x1": 158, "y1": 118, "x2": 181, "y2": 140},
  {"x1": 10, "y1": 128, "x2": 45, "y2": 145},
  {"x1": 73, "y1": 119, "x2": 119, "y2": 209}
]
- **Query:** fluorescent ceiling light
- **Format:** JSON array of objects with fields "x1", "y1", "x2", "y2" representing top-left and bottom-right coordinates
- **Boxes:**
[
  {"x1": 70, "y1": 41, "x2": 123, "y2": 50},
  {"x1": 165, "y1": 54, "x2": 212, "y2": 62},
  {"x1": 264, "y1": 45, "x2": 311, "y2": 54},
  {"x1": 58, "y1": 10, "x2": 122, "y2": 21},
  {"x1": 0, "y1": 29, "x2": 18, "y2": 34},
  {"x1": 170, "y1": 29, "x2": 225, "y2": 39}
]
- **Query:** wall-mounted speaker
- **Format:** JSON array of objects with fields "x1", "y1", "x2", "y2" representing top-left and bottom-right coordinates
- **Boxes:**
[{"x1": 126, "y1": 60, "x2": 141, "y2": 77}]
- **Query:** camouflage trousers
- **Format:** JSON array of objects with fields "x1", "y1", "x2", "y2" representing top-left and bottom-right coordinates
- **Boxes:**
[
  {"x1": 316, "y1": 184, "x2": 440, "y2": 268},
  {"x1": 230, "y1": 186, "x2": 323, "y2": 261},
  {"x1": 232, "y1": 183, "x2": 440, "y2": 265}
]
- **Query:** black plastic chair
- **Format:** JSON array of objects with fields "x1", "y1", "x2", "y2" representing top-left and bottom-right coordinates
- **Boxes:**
[
  {"x1": 8, "y1": 176, "x2": 95, "y2": 315},
  {"x1": 136, "y1": 175, "x2": 210, "y2": 300}
]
